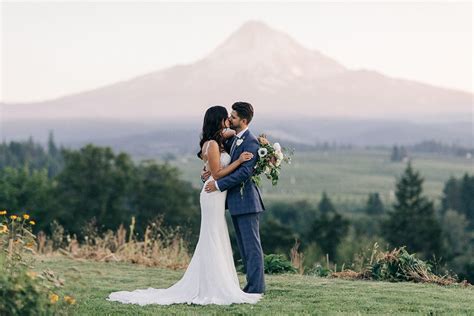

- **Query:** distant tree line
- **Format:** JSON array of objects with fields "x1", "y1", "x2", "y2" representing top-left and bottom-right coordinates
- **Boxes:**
[
  {"x1": 0, "y1": 138, "x2": 200, "y2": 239},
  {"x1": 389, "y1": 140, "x2": 473, "y2": 162},
  {"x1": 272, "y1": 138, "x2": 472, "y2": 158},
  {"x1": 0, "y1": 132, "x2": 64, "y2": 178},
  {"x1": 411, "y1": 140, "x2": 473, "y2": 157}
]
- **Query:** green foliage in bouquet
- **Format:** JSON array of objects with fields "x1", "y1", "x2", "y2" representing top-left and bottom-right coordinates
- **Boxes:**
[{"x1": 252, "y1": 134, "x2": 293, "y2": 187}]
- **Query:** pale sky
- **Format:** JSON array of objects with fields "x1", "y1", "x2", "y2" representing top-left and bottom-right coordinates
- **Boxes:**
[{"x1": 1, "y1": 1, "x2": 472, "y2": 103}]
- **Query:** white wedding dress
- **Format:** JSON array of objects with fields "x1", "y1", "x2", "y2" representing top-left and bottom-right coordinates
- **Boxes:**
[{"x1": 107, "y1": 145, "x2": 263, "y2": 306}]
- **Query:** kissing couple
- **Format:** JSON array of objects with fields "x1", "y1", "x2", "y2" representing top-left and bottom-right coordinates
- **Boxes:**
[{"x1": 107, "y1": 101, "x2": 266, "y2": 306}]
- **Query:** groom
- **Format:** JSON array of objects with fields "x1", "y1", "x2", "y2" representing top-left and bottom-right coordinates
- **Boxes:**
[{"x1": 203, "y1": 101, "x2": 266, "y2": 294}]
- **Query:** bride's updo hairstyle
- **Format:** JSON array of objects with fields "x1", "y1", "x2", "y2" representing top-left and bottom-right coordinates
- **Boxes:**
[{"x1": 197, "y1": 105, "x2": 228, "y2": 159}]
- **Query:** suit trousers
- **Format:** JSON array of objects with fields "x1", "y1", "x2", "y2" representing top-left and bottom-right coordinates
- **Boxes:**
[{"x1": 231, "y1": 212, "x2": 265, "y2": 293}]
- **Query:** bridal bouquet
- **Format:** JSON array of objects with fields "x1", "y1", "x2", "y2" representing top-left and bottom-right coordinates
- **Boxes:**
[{"x1": 251, "y1": 134, "x2": 293, "y2": 187}]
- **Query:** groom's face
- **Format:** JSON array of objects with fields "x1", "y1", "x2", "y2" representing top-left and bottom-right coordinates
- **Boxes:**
[{"x1": 229, "y1": 110, "x2": 244, "y2": 130}]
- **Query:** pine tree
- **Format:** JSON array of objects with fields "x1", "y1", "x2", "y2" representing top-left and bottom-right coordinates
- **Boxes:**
[
  {"x1": 306, "y1": 192, "x2": 349, "y2": 260},
  {"x1": 441, "y1": 173, "x2": 474, "y2": 229},
  {"x1": 318, "y1": 191, "x2": 335, "y2": 214},
  {"x1": 305, "y1": 212, "x2": 349, "y2": 261},
  {"x1": 460, "y1": 174, "x2": 474, "y2": 229},
  {"x1": 382, "y1": 161, "x2": 442, "y2": 258},
  {"x1": 391, "y1": 145, "x2": 400, "y2": 162},
  {"x1": 47, "y1": 130, "x2": 59, "y2": 158},
  {"x1": 441, "y1": 176, "x2": 462, "y2": 213},
  {"x1": 365, "y1": 192, "x2": 384, "y2": 215}
]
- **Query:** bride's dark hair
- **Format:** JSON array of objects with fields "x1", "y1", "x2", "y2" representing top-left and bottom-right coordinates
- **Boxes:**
[{"x1": 197, "y1": 105, "x2": 228, "y2": 159}]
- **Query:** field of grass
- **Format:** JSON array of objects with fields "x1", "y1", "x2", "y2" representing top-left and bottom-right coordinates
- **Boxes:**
[
  {"x1": 34, "y1": 255, "x2": 474, "y2": 315},
  {"x1": 170, "y1": 148, "x2": 473, "y2": 208}
]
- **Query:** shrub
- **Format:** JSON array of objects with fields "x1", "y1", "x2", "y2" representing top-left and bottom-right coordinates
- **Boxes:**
[
  {"x1": 0, "y1": 253, "x2": 53, "y2": 315},
  {"x1": 264, "y1": 254, "x2": 297, "y2": 274},
  {"x1": 307, "y1": 263, "x2": 332, "y2": 277},
  {"x1": 367, "y1": 245, "x2": 458, "y2": 285},
  {"x1": 0, "y1": 210, "x2": 75, "y2": 315}
]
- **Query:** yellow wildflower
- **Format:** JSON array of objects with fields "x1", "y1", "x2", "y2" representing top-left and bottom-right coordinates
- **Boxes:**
[
  {"x1": 23, "y1": 214, "x2": 30, "y2": 220},
  {"x1": 29, "y1": 220, "x2": 36, "y2": 225},
  {"x1": 26, "y1": 271, "x2": 37, "y2": 279},
  {"x1": 64, "y1": 295, "x2": 76, "y2": 305},
  {"x1": 10, "y1": 215, "x2": 17, "y2": 220},
  {"x1": 49, "y1": 293, "x2": 59, "y2": 304},
  {"x1": 0, "y1": 225, "x2": 8, "y2": 233},
  {"x1": 0, "y1": 210, "x2": 6, "y2": 215}
]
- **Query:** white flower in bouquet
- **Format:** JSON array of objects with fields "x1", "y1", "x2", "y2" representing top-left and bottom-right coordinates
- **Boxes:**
[
  {"x1": 273, "y1": 142, "x2": 281, "y2": 152},
  {"x1": 258, "y1": 148, "x2": 268, "y2": 158}
]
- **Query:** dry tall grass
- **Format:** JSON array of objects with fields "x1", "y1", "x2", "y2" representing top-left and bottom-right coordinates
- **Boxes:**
[{"x1": 36, "y1": 217, "x2": 190, "y2": 270}]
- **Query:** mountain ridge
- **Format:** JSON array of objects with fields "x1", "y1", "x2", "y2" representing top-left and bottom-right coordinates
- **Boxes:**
[{"x1": 2, "y1": 20, "x2": 472, "y2": 121}]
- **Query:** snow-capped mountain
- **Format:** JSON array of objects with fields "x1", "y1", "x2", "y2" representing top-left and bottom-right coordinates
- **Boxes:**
[{"x1": 1, "y1": 20, "x2": 471, "y2": 121}]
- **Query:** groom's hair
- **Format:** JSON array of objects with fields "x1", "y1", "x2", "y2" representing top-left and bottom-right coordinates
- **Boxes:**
[{"x1": 232, "y1": 102, "x2": 254, "y2": 124}]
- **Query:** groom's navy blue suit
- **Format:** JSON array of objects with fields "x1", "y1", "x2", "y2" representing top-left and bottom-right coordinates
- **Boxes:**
[{"x1": 216, "y1": 129, "x2": 266, "y2": 294}]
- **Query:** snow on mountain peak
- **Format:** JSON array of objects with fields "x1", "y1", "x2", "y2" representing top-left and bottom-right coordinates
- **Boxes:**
[{"x1": 204, "y1": 20, "x2": 347, "y2": 83}]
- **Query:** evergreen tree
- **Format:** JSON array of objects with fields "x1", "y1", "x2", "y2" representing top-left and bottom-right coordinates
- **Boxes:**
[
  {"x1": 305, "y1": 192, "x2": 349, "y2": 260},
  {"x1": 318, "y1": 191, "x2": 335, "y2": 214},
  {"x1": 391, "y1": 145, "x2": 408, "y2": 162},
  {"x1": 382, "y1": 161, "x2": 442, "y2": 258},
  {"x1": 441, "y1": 210, "x2": 474, "y2": 283},
  {"x1": 391, "y1": 145, "x2": 400, "y2": 162},
  {"x1": 441, "y1": 173, "x2": 474, "y2": 229},
  {"x1": 305, "y1": 212, "x2": 349, "y2": 261},
  {"x1": 365, "y1": 192, "x2": 385, "y2": 215},
  {"x1": 47, "y1": 130, "x2": 59, "y2": 158},
  {"x1": 441, "y1": 176, "x2": 462, "y2": 214},
  {"x1": 460, "y1": 174, "x2": 474, "y2": 228},
  {"x1": 0, "y1": 136, "x2": 63, "y2": 177}
]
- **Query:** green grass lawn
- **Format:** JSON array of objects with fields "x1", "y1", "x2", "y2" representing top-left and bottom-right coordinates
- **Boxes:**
[
  {"x1": 34, "y1": 255, "x2": 474, "y2": 315},
  {"x1": 170, "y1": 148, "x2": 473, "y2": 209}
]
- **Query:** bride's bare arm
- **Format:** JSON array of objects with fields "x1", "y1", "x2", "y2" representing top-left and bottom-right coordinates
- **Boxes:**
[
  {"x1": 207, "y1": 141, "x2": 253, "y2": 180},
  {"x1": 221, "y1": 128, "x2": 236, "y2": 139}
]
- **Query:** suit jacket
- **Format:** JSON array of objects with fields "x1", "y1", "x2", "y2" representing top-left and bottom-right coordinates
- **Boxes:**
[{"x1": 217, "y1": 129, "x2": 265, "y2": 216}]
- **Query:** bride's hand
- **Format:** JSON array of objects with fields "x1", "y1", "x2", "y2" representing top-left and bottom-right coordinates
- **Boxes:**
[
  {"x1": 238, "y1": 152, "x2": 254, "y2": 163},
  {"x1": 221, "y1": 128, "x2": 236, "y2": 139}
]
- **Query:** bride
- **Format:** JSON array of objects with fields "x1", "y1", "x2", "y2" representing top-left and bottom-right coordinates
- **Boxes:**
[{"x1": 107, "y1": 106, "x2": 263, "y2": 305}]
